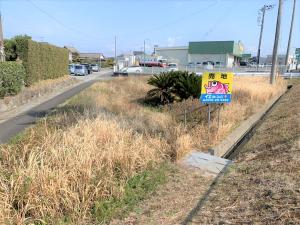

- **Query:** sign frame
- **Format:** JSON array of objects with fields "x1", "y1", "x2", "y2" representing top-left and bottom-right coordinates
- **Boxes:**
[{"x1": 200, "y1": 72, "x2": 233, "y2": 104}]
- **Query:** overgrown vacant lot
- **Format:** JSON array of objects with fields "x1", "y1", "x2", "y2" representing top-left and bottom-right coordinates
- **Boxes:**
[
  {"x1": 0, "y1": 76, "x2": 286, "y2": 224},
  {"x1": 187, "y1": 80, "x2": 300, "y2": 224}
]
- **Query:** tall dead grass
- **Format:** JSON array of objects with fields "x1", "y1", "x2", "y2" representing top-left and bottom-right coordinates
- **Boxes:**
[
  {"x1": 215, "y1": 76, "x2": 286, "y2": 144},
  {"x1": 0, "y1": 76, "x2": 286, "y2": 224},
  {"x1": 0, "y1": 116, "x2": 169, "y2": 224}
]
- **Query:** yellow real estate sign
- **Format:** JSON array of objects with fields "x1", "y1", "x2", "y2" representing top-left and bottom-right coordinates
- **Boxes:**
[{"x1": 200, "y1": 72, "x2": 233, "y2": 104}]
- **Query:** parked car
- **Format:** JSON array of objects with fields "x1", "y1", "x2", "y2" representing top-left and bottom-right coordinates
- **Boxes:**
[
  {"x1": 202, "y1": 61, "x2": 214, "y2": 70},
  {"x1": 202, "y1": 61, "x2": 214, "y2": 66},
  {"x1": 167, "y1": 63, "x2": 178, "y2": 72},
  {"x1": 74, "y1": 65, "x2": 88, "y2": 76},
  {"x1": 69, "y1": 64, "x2": 75, "y2": 74},
  {"x1": 81, "y1": 64, "x2": 93, "y2": 74},
  {"x1": 188, "y1": 62, "x2": 195, "y2": 67},
  {"x1": 249, "y1": 62, "x2": 255, "y2": 67},
  {"x1": 239, "y1": 61, "x2": 248, "y2": 67},
  {"x1": 196, "y1": 62, "x2": 202, "y2": 67},
  {"x1": 121, "y1": 66, "x2": 143, "y2": 75},
  {"x1": 91, "y1": 64, "x2": 100, "y2": 72},
  {"x1": 215, "y1": 62, "x2": 223, "y2": 67}
]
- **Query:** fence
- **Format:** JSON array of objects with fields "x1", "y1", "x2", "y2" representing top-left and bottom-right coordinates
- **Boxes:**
[{"x1": 139, "y1": 65, "x2": 289, "y2": 76}]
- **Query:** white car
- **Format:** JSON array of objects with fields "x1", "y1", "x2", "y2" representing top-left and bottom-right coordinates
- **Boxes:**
[
  {"x1": 167, "y1": 63, "x2": 178, "y2": 72},
  {"x1": 121, "y1": 66, "x2": 143, "y2": 75},
  {"x1": 188, "y1": 62, "x2": 196, "y2": 67},
  {"x1": 91, "y1": 64, "x2": 100, "y2": 72},
  {"x1": 74, "y1": 65, "x2": 88, "y2": 76}
]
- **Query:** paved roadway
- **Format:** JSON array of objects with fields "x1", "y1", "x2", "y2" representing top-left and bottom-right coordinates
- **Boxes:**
[{"x1": 0, "y1": 69, "x2": 113, "y2": 143}]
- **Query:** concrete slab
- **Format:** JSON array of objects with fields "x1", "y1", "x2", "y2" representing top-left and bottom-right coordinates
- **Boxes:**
[{"x1": 182, "y1": 151, "x2": 232, "y2": 174}]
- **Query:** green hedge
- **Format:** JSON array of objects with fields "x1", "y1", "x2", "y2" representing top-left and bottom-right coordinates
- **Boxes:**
[
  {"x1": 17, "y1": 39, "x2": 68, "y2": 86},
  {"x1": 0, "y1": 62, "x2": 25, "y2": 98}
]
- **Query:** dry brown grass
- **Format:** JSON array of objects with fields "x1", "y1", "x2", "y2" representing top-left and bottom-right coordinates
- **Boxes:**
[
  {"x1": 0, "y1": 116, "x2": 169, "y2": 224},
  {"x1": 111, "y1": 165, "x2": 213, "y2": 225},
  {"x1": 1, "y1": 75, "x2": 78, "y2": 110},
  {"x1": 0, "y1": 75, "x2": 287, "y2": 224},
  {"x1": 188, "y1": 79, "x2": 300, "y2": 225}
]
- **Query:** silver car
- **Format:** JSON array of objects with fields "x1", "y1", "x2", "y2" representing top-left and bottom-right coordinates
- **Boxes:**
[
  {"x1": 121, "y1": 66, "x2": 143, "y2": 75},
  {"x1": 91, "y1": 64, "x2": 100, "y2": 72},
  {"x1": 74, "y1": 65, "x2": 88, "y2": 76},
  {"x1": 167, "y1": 63, "x2": 178, "y2": 72},
  {"x1": 69, "y1": 64, "x2": 75, "y2": 74}
]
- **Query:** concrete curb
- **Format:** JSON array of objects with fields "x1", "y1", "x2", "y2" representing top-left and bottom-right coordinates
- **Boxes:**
[
  {"x1": 213, "y1": 90, "x2": 287, "y2": 158},
  {"x1": 181, "y1": 88, "x2": 289, "y2": 224}
]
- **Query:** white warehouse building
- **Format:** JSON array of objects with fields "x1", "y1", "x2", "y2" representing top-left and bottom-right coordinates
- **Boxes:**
[
  {"x1": 154, "y1": 46, "x2": 189, "y2": 66},
  {"x1": 155, "y1": 41, "x2": 245, "y2": 68}
]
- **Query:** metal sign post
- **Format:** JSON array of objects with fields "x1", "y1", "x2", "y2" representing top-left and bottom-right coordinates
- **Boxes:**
[
  {"x1": 217, "y1": 104, "x2": 221, "y2": 132},
  {"x1": 207, "y1": 104, "x2": 211, "y2": 145}
]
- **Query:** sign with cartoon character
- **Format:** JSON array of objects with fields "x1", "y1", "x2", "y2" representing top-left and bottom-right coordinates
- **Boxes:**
[{"x1": 200, "y1": 72, "x2": 233, "y2": 103}]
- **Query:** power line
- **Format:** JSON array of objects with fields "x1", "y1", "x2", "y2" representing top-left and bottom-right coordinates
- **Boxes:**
[
  {"x1": 256, "y1": 4, "x2": 275, "y2": 68},
  {"x1": 136, "y1": 0, "x2": 219, "y2": 36},
  {"x1": 26, "y1": 0, "x2": 113, "y2": 42},
  {"x1": 199, "y1": 1, "x2": 238, "y2": 41}
]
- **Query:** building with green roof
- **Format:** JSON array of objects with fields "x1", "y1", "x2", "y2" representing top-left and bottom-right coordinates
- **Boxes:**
[
  {"x1": 155, "y1": 40, "x2": 245, "y2": 68},
  {"x1": 188, "y1": 41, "x2": 244, "y2": 67}
]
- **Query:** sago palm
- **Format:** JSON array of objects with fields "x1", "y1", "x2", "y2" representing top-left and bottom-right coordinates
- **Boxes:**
[
  {"x1": 173, "y1": 72, "x2": 201, "y2": 100},
  {"x1": 147, "y1": 72, "x2": 175, "y2": 104}
]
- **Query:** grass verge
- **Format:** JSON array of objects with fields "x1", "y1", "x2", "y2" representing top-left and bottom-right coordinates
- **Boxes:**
[
  {"x1": 186, "y1": 79, "x2": 300, "y2": 224},
  {"x1": 0, "y1": 76, "x2": 287, "y2": 224},
  {"x1": 0, "y1": 75, "x2": 78, "y2": 112},
  {"x1": 93, "y1": 164, "x2": 169, "y2": 224}
]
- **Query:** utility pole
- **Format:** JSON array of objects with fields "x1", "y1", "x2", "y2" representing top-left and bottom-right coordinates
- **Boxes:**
[
  {"x1": 257, "y1": 4, "x2": 274, "y2": 69},
  {"x1": 285, "y1": 0, "x2": 296, "y2": 71},
  {"x1": 0, "y1": 13, "x2": 5, "y2": 62},
  {"x1": 114, "y1": 35, "x2": 117, "y2": 71},
  {"x1": 99, "y1": 53, "x2": 102, "y2": 69},
  {"x1": 143, "y1": 40, "x2": 146, "y2": 67},
  {"x1": 270, "y1": 0, "x2": 283, "y2": 84},
  {"x1": 257, "y1": 6, "x2": 266, "y2": 68}
]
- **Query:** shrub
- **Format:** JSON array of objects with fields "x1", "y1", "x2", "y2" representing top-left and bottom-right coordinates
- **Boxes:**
[
  {"x1": 4, "y1": 39, "x2": 17, "y2": 61},
  {"x1": 100, "y1": 58, "x2": 114, "y2": 68},
  {"x1": 0, "y1": 62, "x2": 25, "y2": 98},
  {"x1": 147, "y1": 71, "x2": 202, "y2": 105},
  {"x1": 173, "y1": 71, "x2": 202, "y2": 100},
  {"x1": 14, "y1": 35, "x2": 31, "y2": 61},
  {"x1": 147, "y1": 72, "x2": 176, "y2": 104},
  {"x1": 4, "y1": 35, "x2": 31, "y2": 62},
  {"x1": 15, "y1": 38, "x2": 68, "y2": 86}
]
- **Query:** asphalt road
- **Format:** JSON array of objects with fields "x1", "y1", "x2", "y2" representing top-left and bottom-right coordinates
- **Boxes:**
[{"x1": 0, "y1": 70, "x2": 113, "y2": 144}]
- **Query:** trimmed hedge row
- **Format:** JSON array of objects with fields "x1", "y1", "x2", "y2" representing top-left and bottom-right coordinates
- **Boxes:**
[
  {"x1": 18, "y1": 40, "x2": 69, "y2": 86},
  {"x1": 0, "y1": 62, "x2": 25, "y2": 98}
]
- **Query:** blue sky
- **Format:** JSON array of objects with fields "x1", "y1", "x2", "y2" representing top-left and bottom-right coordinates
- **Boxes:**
[{"x1": 1, "y1": 0, "x2": 299, "y2": 57}]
